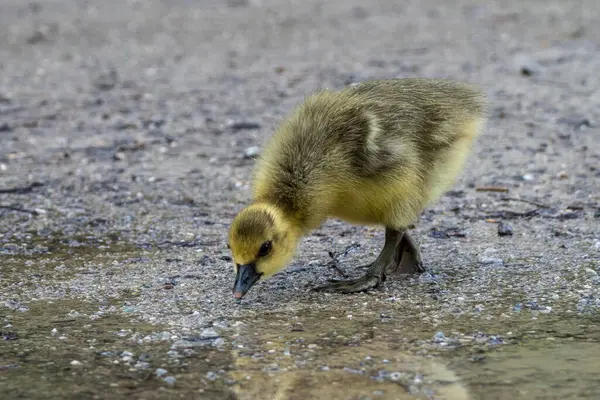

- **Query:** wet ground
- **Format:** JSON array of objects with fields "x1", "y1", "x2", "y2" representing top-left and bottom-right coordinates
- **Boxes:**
[{"x1": 1, "y1": 0, "x2": 600, "y2": 399}]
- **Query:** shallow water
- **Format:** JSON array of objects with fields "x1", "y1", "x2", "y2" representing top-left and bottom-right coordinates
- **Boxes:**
[{"x1": 1, "y1": 242, "x2": 599, "y2": 399}]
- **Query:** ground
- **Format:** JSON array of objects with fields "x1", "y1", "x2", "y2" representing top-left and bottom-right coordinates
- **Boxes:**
[{"x1": 1, "y1": 0, "x2": 599, "y2": 399}]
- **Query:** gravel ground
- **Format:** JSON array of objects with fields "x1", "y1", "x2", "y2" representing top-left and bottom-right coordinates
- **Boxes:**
[{"x1": 1, "y1": 0, "x2": 600, "y2": 399}]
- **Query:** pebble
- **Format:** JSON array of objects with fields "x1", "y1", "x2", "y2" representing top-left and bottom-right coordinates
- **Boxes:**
[
  {"x1": 206, "y1": 371, "x2": 218, "y2": 381},
  {"x1": 556, "y1": 171, "x2": 569, "y2": 180},
  {"x1": 70, "y1": 360, "x2": 82, "y2": 366},
  {"x1": 134, "y1": 362, "x2": 150, "y2": 369},
  {"x1": 521, "y1": 173, "x2": 535, "y2": 181},
  {"x1": 389, "y1": 372, "x2": 403, "y2": 381},
  {"x1": 513, "y1": 54, "x2": 542, "y2": 76},
  {"x1": 201, "y1": 328, "x2": 219, "y2": 338},
  {"x1": 155, "y1": 368, "x2": 168, "y2": 377},
  {"x1": 479, "y1": 257, "x2": 504, "y2": 266},
  {"x1": 584, "y1": 268, "x2": 598, "y2": 277},
  {"x1": 163, "y1": 376, "x2": 176, "y2": 385},
  {"x1": 432, "y1": 331, "x2": 446, "y2": 343},
  {"x1": 307, "y1": 344, "x2": 318, "y2": 349},
  {"x1": 243, "y1": 146, "x2": 260, "y2": 159},
  {"x1": 167, "y1": 350, "x2": 180, "y2": 358},
  {"x1": 497, "y1": 222, "x2": 513, "y2": 236}
]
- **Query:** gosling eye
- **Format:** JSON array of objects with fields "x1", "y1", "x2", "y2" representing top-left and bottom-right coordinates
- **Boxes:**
[{"x1": 257, "y1": 241, "x2": 272, "y2": 257}]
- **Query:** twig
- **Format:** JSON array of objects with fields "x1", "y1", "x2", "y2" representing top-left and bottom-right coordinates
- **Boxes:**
[
  {"x1": 0, "y1": 182, "x2": 44, "y2": 194},
  {"x1": 325, "y1": 243, "x2": 361, "y2": 278},
  {"x1": 500, "y1": 196, "x2": 551, "y2": 209},
  {"x1": 0, "y1": 205, "x2": 41, "y2": 215},
  {"x1": 326, "y1": 260, "x2": 349, "y2": 278},
  {"x1": 476, "y1": 186, "x2": 509, "y2": 193}
]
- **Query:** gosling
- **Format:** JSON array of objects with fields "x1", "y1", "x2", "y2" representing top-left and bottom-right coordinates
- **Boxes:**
[{"x1": 228, "y1": 78, "x2": 487, "y2": 299}]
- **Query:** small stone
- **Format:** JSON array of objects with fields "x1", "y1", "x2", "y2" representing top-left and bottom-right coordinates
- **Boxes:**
[
  {"x1": 307, "y1": 344, "x2": 318, "y2": 349},
  {"x1": 166, "y1": 350, "x2": 180, "y2": 358},
  {"x1": 51, "y1": 328, "x2": 58, "y2": 336},
  {"x1": 321, "y1": 366, "x2": 330, "y2": 371},
  {"x1": 497, "y1": 222, "x2": 513, "y2": 236},
  {"x1": 556, "y1": 171, "x2": 569, "y2": 180},
  {"x1": 373, "y1": 390, "x2": 385, "y2": 396},
  {"x1": 513, "y1": 54, "x2": 541, "y2": 76},
  {"x1": 433, "y1": 331, "x2": 446, "y2": 343},
  {"x1": 389, "y1": 372, "x2": 403, "y2": 381},
  {"x1": 155, "y1": 368, "x2": 168, "y2": 377},
  {"x1": 521, "y1": 174, "x2": 535, "y2": 181},
  {"x1": 479, "y1": 257, "x2": 504, "y2": 266},
  {"x1": 584, "y1": 268, "x2": 598, "y2": 277},
  {"x1": 70, "y1": 360, "x2": 82, "y2": 366},
  {"x1": 163, "y1": 376, "x2": 176, "y2": 385},
  {"x1": 134, "y1": 361, "x2": 150, "y2": 369},
  {"x1": 93, "y1": 69, "x2": 118, "y2": 91},
  {"x1": 201, "y1": 328, "x2": 219, "y2": 339},
  {"x1": 244, "y1": 146, "x2": 260, "y2": 159},
  {"x1": 206, "y1": 371, "x2": 218, "y2": 381}
]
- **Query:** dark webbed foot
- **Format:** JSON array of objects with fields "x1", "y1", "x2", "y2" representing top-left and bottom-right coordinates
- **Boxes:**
[
  {"x1": 386, "y1": 231, "x2": 425, "y2": 275},
  {"x1": 313, "y1": 274, "x2": 383, "y2": 294},
  {"x1": 313, "y1": 227, "x2": 409, "y2": 294},
  {"x1": 313, "y1": 228, "x2": 426, "y2": 294}
]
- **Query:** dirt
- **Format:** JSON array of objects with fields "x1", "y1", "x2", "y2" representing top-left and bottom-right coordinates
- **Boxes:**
[{"x1": 1, "y1": 0, "x2": 599, "y2": 399}]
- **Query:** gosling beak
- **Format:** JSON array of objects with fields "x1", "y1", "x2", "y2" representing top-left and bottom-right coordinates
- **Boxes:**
[{"x1": 233, "y1": 263, "x2": 261, "y2": 299}]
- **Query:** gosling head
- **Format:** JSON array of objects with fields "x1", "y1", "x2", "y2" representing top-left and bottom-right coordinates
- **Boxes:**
[{"x1": 228, "y1": 203, "x2": 300, "y2": 299}]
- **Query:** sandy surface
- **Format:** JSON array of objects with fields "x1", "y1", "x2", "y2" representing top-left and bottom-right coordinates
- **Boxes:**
[{"x1": 1, "y1": 1, "x2": 600, "y2": 399}]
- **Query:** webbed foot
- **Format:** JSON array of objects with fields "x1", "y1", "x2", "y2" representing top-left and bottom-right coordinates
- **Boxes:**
[
  {"x1": 386, "y1": 231, "x2": 425, "y2": 275},
  {"x1": 312, "y1": 273, "x2": 383, "y2": 294}
]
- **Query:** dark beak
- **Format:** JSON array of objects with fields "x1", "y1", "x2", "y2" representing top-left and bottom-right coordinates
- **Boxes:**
[{"x1": 233, "y1": 263, "x2": 261, "y2": 299}]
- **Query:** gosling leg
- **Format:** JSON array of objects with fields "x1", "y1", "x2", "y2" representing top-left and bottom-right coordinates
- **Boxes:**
[{"x1": 313, "y1": 227, "x2": 405, "y2": 294}]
